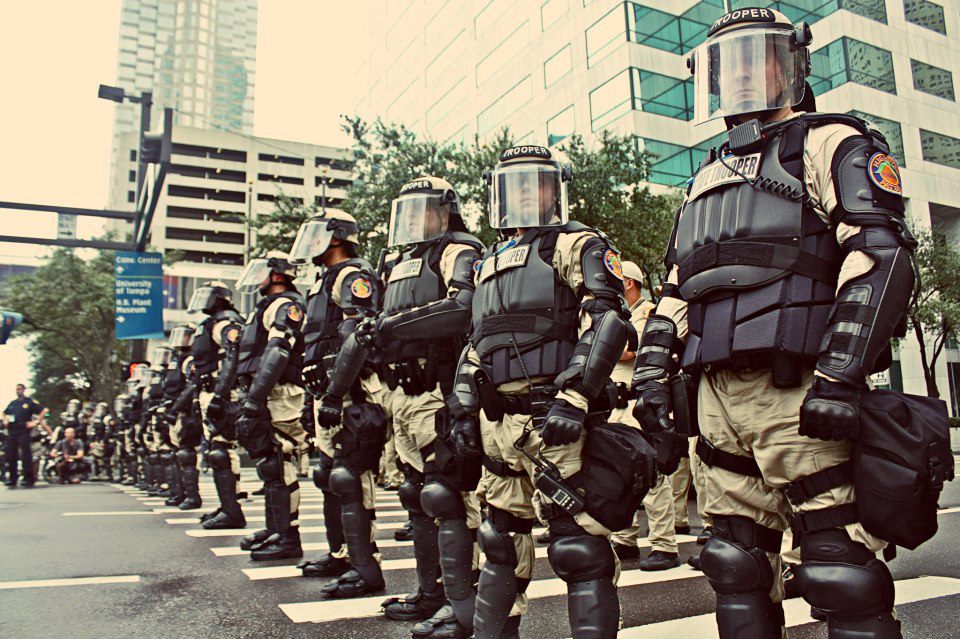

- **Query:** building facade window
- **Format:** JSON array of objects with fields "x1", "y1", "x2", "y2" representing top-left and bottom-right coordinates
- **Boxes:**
[
  {"x1": 634, "y1": 70, "x2": 693, "y2": 120},
  {"x1": 911, "y1": 59, "x2": 956, "y2": 100},
  {"x1": 547, "y1": 105, "x2": 576, "y2": 146},
  {"x1": 477, "y1": 76, "x2": 533, "y2": 136},
  {"x1": 544, "y1": 44, "x2": 572, "y2": 87},
  {"x1": 848, "y1": 110, "x2": 906, "y2": 166},
  {"x1": 426, "y1": 77, "x2": 468, "y2": 130},
  {"x1": 920, "y1": 129, "x2": 960, "y2": 169},
  {"x1": 589, "y1": 69, "x2": 632, "y2": 131},
  {"x1": 586, "y1": 3, "x2": 627, "y2": 66},
  {"x1": 904, "y1": 0, "x2": 947, "y2": 35},
  {"x1": 476, "y1": 21, "x2": 529, "y2": 87},
  {"x1": 541, "y1": 0, "x2": 569, "y2": 31},
  {"x1": 810, "y1": 37, "x2": 896, "y2": 95},
  {"x1": 640, "y1": 131, "x2": 725, "y2": 186}
]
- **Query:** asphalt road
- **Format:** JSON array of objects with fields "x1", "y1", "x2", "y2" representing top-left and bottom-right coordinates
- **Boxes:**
[{"x1": 1, "y1": 464, "x2": 959, "y2": 639}]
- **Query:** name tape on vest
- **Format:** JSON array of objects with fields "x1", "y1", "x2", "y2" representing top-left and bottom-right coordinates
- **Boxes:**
[
  {"x1": 478, "y1": 245, "x2": 530, "y2": 283},
  {"x1": 388, "y1": 258, "x2": 424, "y2": 283},
  {"x1": 687, "y1": 152, "x2": 762, "y2": 201}
]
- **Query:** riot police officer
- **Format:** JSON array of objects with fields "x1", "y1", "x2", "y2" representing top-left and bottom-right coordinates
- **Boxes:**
[
  {"x1": 148, "y1": 346, "x2": 177, "y2": 497},
  {"x1": 451, "y1": 146, "x2": 635, "y2": 639},
  {"x1": 234, "y1": 253, "x2": 308, "y2": 561},
  {"x1": 633, "y1": 9, "x2": 914, "y2": 638},
  {"x1": 88, "y1": 402, "x2": 110, "y2": 480},
  {"x1": 288, "y1": 210, "x2": 390, "y2": 597},
  {"x1": 318, "y1": 177, "x2": 485, "y2": 632},
  {"x1": 110, "y1": 395, "x2": 127, "y2": 483},
  {"x1": 159, "y1": 325, "x2": 195, "y2": 507},
  {"x1": 165, "y1": 323, "x2": 203, "y2": 510},
  {"x1": 187, "y1": 282, "x2": 246, "y2": 529}
]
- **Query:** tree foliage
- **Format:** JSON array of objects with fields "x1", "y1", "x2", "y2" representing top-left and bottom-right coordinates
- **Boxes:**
[
  {"x1": 907, "y1": 227, "x2": 960, "y2": 398},
  {"x1": 0, "y1": 249, "x2": 128, "y2": 419},
  {"x1": 252, "y1": 117, "x2": 681, "y2": 300}
]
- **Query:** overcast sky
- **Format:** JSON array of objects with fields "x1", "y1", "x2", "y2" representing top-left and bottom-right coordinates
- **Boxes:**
[{"x1": 0, "y1": 1, "x2": 370, "y2": 393}]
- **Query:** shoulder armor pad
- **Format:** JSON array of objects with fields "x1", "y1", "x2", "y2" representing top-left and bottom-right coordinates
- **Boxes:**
[
  {"x1": 560, "y1": 220, "x2": 591, "y2": 234},
  {"x1": 580, "y1": 234, "x2": 626, "y2": 298},
  {"x1": 339, "y1": 267, "x2": 381, "y2": 314},
  {"x1": 445, "y1": 231, "x2": 485, "y2": 252},
  {"x1": 213, "y1": 308, "x2": 243, "y2": 324},
  {"x1": 448, "y1": 244, "x2": 482, "y2": 291},
  {"x1": 273, "y1": 297, "x2": 306, "y2": 332},
  {"x1": 832, "y1": 136, "x2": 905, "y2": 220}
]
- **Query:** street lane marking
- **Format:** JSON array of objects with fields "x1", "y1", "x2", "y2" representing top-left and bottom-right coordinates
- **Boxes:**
[
  {"x1": 277, "y1": 536, "x2": 701, "y2": 623},
  {"x1": 212, "y1": 539, "x2": 413, "y2": 556},
  {"x1": 617, "y1": 576, "x2": 960, "y2": 638},
  {"x1": 177, "y1": 509, "x2": 409, "y2": 529},
  {"x1": 937, "y1": 507, "x2": 960, "y2": 515},
  {"x1": 63, "y1": 511, "x2": 160, "y2": 516},
  {"x1": 0, "y1": 575, "x2": 141, "y2": 590}
]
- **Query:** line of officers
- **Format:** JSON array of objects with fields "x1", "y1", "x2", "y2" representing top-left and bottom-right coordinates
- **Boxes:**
[{"x1": 108, "y1": 11, "x2": 917, "y2": 639}]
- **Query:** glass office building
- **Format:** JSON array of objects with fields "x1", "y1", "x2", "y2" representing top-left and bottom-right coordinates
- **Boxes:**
[{"x1": 355, "y1": 0, "x2": 960, "y2": 411}]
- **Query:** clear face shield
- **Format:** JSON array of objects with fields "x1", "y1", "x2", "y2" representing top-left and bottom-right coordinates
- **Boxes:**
[
  {"x1": 126, "y1": 380, "x2": 138, "y2": 395},
  {"x1": 235, "y1": 259, "x2": 270, "y2": 292},
  {"x1": 66, "y1": 399, "x2": 80, "y2": 415},
  {"x1": 387, "y1": 193, "x2": 452, "y2": 247},
  {"x1": 692, "y1": 28, "x2": 806, "y2": 125},
  {"x1": 151, "y1": 346, "x2": 172, "y2": 367},
  {"x1": 168, "y1": 325, "x2": 194, "y2": 349},
  {"x1": 114, "y1": 397, "x2": 125, "y2": 414},
  {"x1": 186, "y1": 286, "x2": 223, "y2": 314},
  {"x1": 289, "y1": 218, "x2": 337, "y2": 264},
  {"x1": 489, "y1": 163, "x2": 569, "y2": 229},
  {"x1": 94, "y1": 403, "x2": 108, "y2": 418}
]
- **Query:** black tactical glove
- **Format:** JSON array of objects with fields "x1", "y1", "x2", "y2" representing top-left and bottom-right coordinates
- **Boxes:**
[
  {"x1": 302, "y1": 363, "x2": 326, "y2": 398},
  {"x1": 164, "y1": 410, "x2": 178, "y2": 427},
  {"x1": 540, "y1": 399, "x2": 586, "y2": 447},
  {"x1": 354, "y1": 317, "x2": 381, "y2": 349},
  {"x1": 316, "y1": 394, "x2": 343, "y2": 429},
  {"x1": 206, "y1": 395, "x2": 226, "y2": 423},
  {"x1": 450, "y1": 416, "x2": 481, "y2": 459},
  {"x1": 632, "y1": 380, "x2": 675, "y2": 434},
  {"x1": 799, "y1": 377, "x2": 862, "y2": 441}
]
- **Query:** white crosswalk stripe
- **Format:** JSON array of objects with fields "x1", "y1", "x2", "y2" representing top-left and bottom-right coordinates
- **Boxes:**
[{"x1": 110, "y1": 479, "x2": 960, "y2": 636}]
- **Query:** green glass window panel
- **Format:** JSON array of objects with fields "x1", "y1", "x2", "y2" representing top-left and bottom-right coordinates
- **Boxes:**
[
  {"x1": 911, "y1": 59, "x2": 956, "y2": 101},
  {"x1": 544, "y1": 44, "x2": 573, "y2": 88},
  {"x1": 477, "y1": 76, "x2": 533, "y2": 136},
  {"x1": 590, "y1": 69, "x2": 633, "y2": 131},
  {"x1": 586, "y1": 4, "x2": 627, "y2": 66},
  {"x1": 921, "y1": 129, "x2": 960, "y2": 169},
  {"x1": 627, "y1": 5, "x2": 685, "y2": 54},
  {"x1": 848, "y1": 110, "x2": 906, "y2": 166},
  {"x1": 839, "y1": 0, "x2": 887, "y2": 22},
  {"x1": 904, "y1": 0, "x2": 947, "y2": 35},
  {"x1": 811, "y1": 37, "x2": 896, "y2": 95},
  {"x1": 547, "y1": 105, "x2": 576, "y2": 146},
  {"x1": 640, "y1": 138, "x2": 696, "y2": 186},
  {"x1": 634, "y1": 70, "x2": 693, "y2": 120}
]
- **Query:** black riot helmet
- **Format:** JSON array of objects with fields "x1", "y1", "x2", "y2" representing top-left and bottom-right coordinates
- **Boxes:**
[
  {"x1": 387, "y1": 176, "x2": 467, "y2": 247},
  {"x1": 236, "y1": 251, "x2": 298, "y2": 296},
  {"x1": 288, "y1": 210, "x2": 361, "y2": 265},
  {"x1": 187, "y1": 281, "x2": 233, "y2": 315},
  {"x1": 485, "y1": 145, "x2": 572, "y2": 230}
]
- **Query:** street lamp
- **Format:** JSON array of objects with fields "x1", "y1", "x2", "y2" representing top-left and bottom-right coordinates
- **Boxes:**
[
  {"x1": 98, "y1": 84, "x2": 153, "y2": 211},
  {"x1": 319, "y1": 164, "x2": 331, "y2": 213}
]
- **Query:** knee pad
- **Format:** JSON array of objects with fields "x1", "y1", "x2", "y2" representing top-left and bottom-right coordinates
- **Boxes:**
[
  {"x1": 328, "y1": 465, "x2": 363, "y2": 503},
  {"x1": 175, "y1": 449, "x2": 196, "y2": 467},
  {"x1": 160, "y1": 451, "x2": 175, "y2": 464},
  {"x1": 421, "y1": 479, "x2": 465, "y2": 520},
  {"x1": 398, "y1": 472, "x2": 425, "y2": 513},
  {"x1": 700, "y1": 534, "x2": 774, "y2": 594},
  {"x1": 477, "y1": 520, "x2": 518, "y2": 568},
  {"x1": 256, "y1": 454, "x2": 284, "y2": 483},
  {"x1": 547, "y1": 535, "x2": 615, "y2": 583},
  {"x1": 207, "y1": 448, "x2": 232, "y2": 471},
  {"x1": 149, "y1": 453, "x2": 161, "y2": 464},
  {"x1": 136, "y1": 447, "x2": 147, "y2": 457},
  {"x1": 794, "y1": 529, "x2": 894, "y2": 618}
]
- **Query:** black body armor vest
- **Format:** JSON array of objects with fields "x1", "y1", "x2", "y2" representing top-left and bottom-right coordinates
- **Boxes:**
[
  {"x1": 92, "y1": 416, "x2": 106, "y2": 441},
  {"x1": 237, "y1": 291, "x2": 305, "y2": 385},
  {"x1": 675, "y1": 119, "x2": 843, "y2": 382},
  {"x1": 164, "y1": 352, "x2": 187, "y2": 400},
  {"x1": 470, "y1": 225, "x2": 581, "y2": 386},
  {"x1": 193, "y1": 309, "x2": 242, "y2": 378},
  {"x1": 304, "y1": 258, "x2": 373, "y2": 370}
]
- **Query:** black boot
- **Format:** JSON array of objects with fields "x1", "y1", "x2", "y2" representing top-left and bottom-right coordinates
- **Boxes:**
[
  {"x1": 203, "y1": 509, "x2": 246, "y2": 529},
  {"x1": 250, "y1": 473, "x2": 302, "y2": 561},
  {"x1": 381, "y1": 585, "x2": 446, "y2": 622},
  {"x1": 411, "y1": 603, "x2": 470, "y2": 639},
  {"x1": 383, "y1": 512, "x2": 443, "y2": 619},
  {"x1": 320, "y1": 501, "x2": 385, "y2": 597},
  {"x1": 240, "y1": 529, "x2": 274, "y2": 552},
  {"x1": 250, "y1": 529, "x2": 303, "y2": 561},
  {"x1": 299, "y1": 553, "x2": 351, "y2": 578}
]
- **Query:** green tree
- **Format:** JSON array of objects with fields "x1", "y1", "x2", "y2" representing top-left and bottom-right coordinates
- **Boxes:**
[
  {"x1": 249, "y1": 193, "x2": 316, "y2": 258},
  {"x1": 907, "y1": 228, "x2": 960, "y2": 398},
  {"x1": 0, "y1": 249, "x2": 128, "y2": 419}
]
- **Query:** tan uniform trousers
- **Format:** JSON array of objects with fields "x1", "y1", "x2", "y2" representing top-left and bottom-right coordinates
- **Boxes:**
[
  {"x1": 670, "y1": 438, "x2": 712, "y2": 529},
  {"x1": 199, "y1": 390, "x2": 241, "y2": 476},
  {"x1": 379, "y1": 428, "x2": 403, "y2": 488},
  {"x1": 267, "y1": 383, "x2": 307, "y2": 526},
  {"x1": 698, "y1": 367, "x2": 885, "y2": 604},
  {"x1": 476, "y1": 410, "x2": 620, "y2": 617}
]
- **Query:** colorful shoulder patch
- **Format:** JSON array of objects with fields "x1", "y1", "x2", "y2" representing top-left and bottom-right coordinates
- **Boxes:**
[
  {"x1": 868, "y1": 153, "x2": 902, "y2": 195},
  {"x1": 225, "y1": 327, "x2": 241, "y2": 343},
  {"x1": 350, "y1": 277, "x2": 372, "y2": 299},
  {"x1": 603, "y1": 249, "x2": 624, "y2": 280},
  {"x1": 286, "y1": 305, "x2": 304, "y2": 322}
]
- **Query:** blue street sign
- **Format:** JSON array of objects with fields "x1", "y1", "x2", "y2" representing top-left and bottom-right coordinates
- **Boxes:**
[{"x1": 115, "y1": 251, "x2": 165, "y2": 340}]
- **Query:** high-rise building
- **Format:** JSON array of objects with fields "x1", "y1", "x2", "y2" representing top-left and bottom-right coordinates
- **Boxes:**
[
  {"x1": 109, "y1": 124, "x2": 352, "y2": 326},
  {"x1": 109, "y1": 0, "x2": 258, "y2": 203},
  {"x1": 355, "y1": 0, "x2": 960, "y2": 413}
]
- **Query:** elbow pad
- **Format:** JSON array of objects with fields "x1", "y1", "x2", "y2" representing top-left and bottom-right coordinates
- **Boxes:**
[
  {"x1": 247, "y1": 339, "x2": 291, "y2": 404},
  {"x1": 816, "y1": 226, "x2": 915, "y2": 386},
  {"x1": 554, "y1": 309, "x2": 629, "y2": 400},
  {"x1": 379, "y1": 286, "x2": 474, "y2": 342},
  {"x1": 451, "y1": 347, "x2": 481, "y2": 417},
  {"x1": 632, "y1": 315, "x2": 683, "y2": 386},
  {"x1": 214, "y1": 321, "x2": 242, "y2": 397},
  {"x1": 326, "y1": 332, "x2": 368, "y2": 400},
  {"x1": 171, "y1": 382, "x2": 197, "y2": 414}
]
